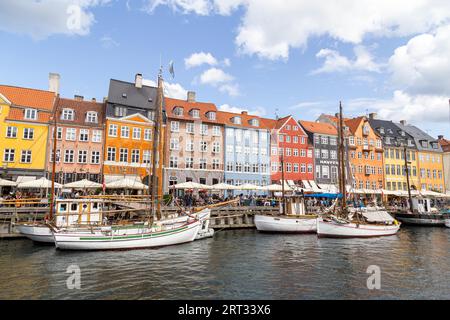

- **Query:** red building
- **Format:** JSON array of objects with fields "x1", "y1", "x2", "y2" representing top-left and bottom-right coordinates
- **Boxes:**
[{"x1": 266, "y1": 115, "x2": 314, "y2": 184}]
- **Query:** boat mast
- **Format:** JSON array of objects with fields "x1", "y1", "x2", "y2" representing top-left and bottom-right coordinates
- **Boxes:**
[
  {"x1": 150, "y1": 69, "x2": 164, "y2": 220},
  {"x1": 403, "y1": 146, "x2": 414, "y2": 212},
  {"x1": 280, "y1": 153, "x2": 287, "y2": 214},
  {"x1": 338, "y1": 102, "x2": 347, "y2": 212},
  {"x1": 49, "y1": 97, "x2": 59, "y2": 221}
]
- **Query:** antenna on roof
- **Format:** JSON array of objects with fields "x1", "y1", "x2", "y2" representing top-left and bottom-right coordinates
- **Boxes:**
[{"x1": 275, "y1": 108, "x2": 279, "y2": 120}]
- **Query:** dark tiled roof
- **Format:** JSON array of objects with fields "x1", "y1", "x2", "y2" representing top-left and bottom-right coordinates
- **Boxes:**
[{"x1": 107, "y1": 79, "x2": 158, "y2": 110}]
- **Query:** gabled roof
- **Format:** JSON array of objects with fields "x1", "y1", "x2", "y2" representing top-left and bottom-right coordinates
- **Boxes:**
[
  {"x1": 299, "y1": 120, "x2": 337, "y2": 136},
  {"x1": 107, "y1": 79, "x2": 158, "y2": 110},
  {"x1": 165, "y1": 97, "x2": 219, "y2": 123},
  {"x1": 216, "y1": 110, "x2": 270, "y2": 129},
  {"x1": 438, "y1": 136, "x2": 450, "y2": 152},
  {"x1": 0, "y1": 85, "x2": 56, "y2": 111},
  {"x1": 55, "y1": 97, "x2": 105, "y2": 127},
  {"x1": 397, "y1": 122, "x2": 443, "y2": 152},
  {"x1": 344, "y1": 117, "x2": 364, "y2": 135}
]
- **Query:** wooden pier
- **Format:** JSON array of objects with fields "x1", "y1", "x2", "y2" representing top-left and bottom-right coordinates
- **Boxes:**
[{"x1": 0, "y1": 206, "x2": 278, "y2": 239}]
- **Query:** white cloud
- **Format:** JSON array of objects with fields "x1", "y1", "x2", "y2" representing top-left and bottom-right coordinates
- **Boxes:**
[
  {"x1": 146, "y1": 0, "x2": 450, "y2": 60},
  {"x1": 199, "y1": 67, "x2": 239, "y2": 96},
  {"x1": 389, "y1": 25, "x2": 450, "y2": 95},
  {"x1": 218, "y1": 103, "x2": 266, "y2": 116},
  {"x1": 100, "y1": 35, "x2": 119, "y2": 48},
  {"x1": 0, "y1": 0, "x2": 109, "y2": 39},
  {"x1": 313, "y1": 45, "x2": 381, "y2": 74},
  {"x1": 185, "y1": 52, "x2": 218, "y2": 69},
  {"x1": 346, "y1": 91, "x2": 450, "y2": 125},
  {"x1": 143, "y1": 79, "x2": 188, "y2": 99}
]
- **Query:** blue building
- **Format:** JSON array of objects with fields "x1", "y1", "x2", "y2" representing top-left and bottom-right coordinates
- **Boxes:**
[{"x1": 219, "y1": 111, "x2": 271, "y2": 195}]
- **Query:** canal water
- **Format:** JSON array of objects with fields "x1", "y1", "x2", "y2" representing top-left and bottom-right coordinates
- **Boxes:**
[{"x1": 1, "y1": 227, "x2": 450, "y2": 299}]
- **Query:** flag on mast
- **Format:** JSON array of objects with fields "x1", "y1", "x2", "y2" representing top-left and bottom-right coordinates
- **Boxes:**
[{"x1": 169, "y1": 60, "x2": 175, "y2": 79}]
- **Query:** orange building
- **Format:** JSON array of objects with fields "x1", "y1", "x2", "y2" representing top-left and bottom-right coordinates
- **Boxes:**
[{"x1": 345, "y1": 116, "x2": 384, "y2": 191}]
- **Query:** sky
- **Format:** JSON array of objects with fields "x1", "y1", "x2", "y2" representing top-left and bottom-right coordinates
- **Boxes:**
[{"x1": 0, "y1": 0, "x2": 449, "y2": 137}]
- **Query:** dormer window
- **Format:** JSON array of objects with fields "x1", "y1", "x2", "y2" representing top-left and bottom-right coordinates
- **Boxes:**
[
  {"x1": 173, "y1": 107, "x2": 184, "y2": 116},
  {"x1": 385, "y1": 137, "x2": 391, "y2": 144},
  {"x1": 421, "y1": 140, "x2": 428, "y2": 148},
  {"x1": 249, "y1": 118, "x2": 259, "y2": 127},
  {"x1": 147, "y1": 110, "x2": 155, "y2": 120},
  {"x1": 379, "y1": 127, "x2": 385, "y2": 134},
  {"x1": 400, "y1": 130, "x2": 405, "y2": 136},
  {"x1": 207, "y1": 111, "x2": 216, "y2": 121},
  {"x1": 232, "y1": 116, "x2": 242, "y2": 125},
  {"x1": 114, "y1": 106, "x2": 127, "y2": 117},
  {"x1": 190, "y1": 109, "x2": 200, "y2": 118},
  {"x1": 122, "y1": 93, "x2": 127, "y2": 98},
  {"x1": 362, "y1": 124, "x2": 370, "y2": 135},
  {"x1": 387, "y1": 129, "x2": 393, "y2": 134},
  {"x1": 86, "y1": 111, "x2": 98, "y2": 123},
  {"x1": 24, "y1": 108, "x2": 37, "y2": 120},
  {"x1": 61, "y1": 108, "x2": 74, "y2": 121}
]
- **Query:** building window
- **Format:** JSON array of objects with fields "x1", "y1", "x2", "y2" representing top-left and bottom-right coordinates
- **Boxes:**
[
  {"x1": 186, "y1": 123, "x2": 194, "y2": 134},
  {"x1": 114, "y1": 106, "x2": 127, "y2": 117},
  {"x1": 131, "y1": 149, "x2": 140, "y2": 163},
  {"x1": 330, "y1": 150, "x2": 337, "y2": 160},
  {"x1": 186, "y1": 140, "x2": 194, "y2": 152},
  {"x1": 147, "y1": 110, "x2": 155, "y2": 121},
  {"x1": 86, "y1": 111, "x2": 98, "y2": 123},
  {"x1": 79, "y1": 129, "x2": 89, "y2": 142},
  {"x1": 322, "y1": 166, "x2": 329, "y2": 179},
  {"x1": 132, "y1": 128, "x2": 141, "y2": 140},
  {"x1": 171, "y1": 121, "x2": 180, "y2": 132},
  {"x1": 226, "y1": 162, "x2": 233, "y2": 172},
  {"x1": 244, "y1": 163, "x2": 250, "y2": 173},
  {"x1": 321, "y1": 149, "x2": 329, "y2": 159},
  {"x1": 185, "y1": 157, "x2": 193, "y2": 169},
  {"x1": 66, "y1": 128, "x2": 76, "y2": 141},
  {"x1": 212, "y1": 159, "x2": 220, "y2": 170},
  {"x1": 207, "y1": 111, "x2": 216, "y2": 120},
  {"x1": 272, "y1": 162, "x2": 278, "y2": 172},
  {"x1": 170, "y1": 138, "x2": 179, "y2": 151},
  {"x1": 119, "y1": 148, "x2": 128, "y2": 162},
  {"x1": 108, "y1": 124, "x2": 118, "y2": 137},
  {"x1": 107, "y1": 147, "x2": 116, "y2": 162},
  {"x1": 121, "y1": 126, "x2": 130, "y2": 138},
  {"x1": 191, "y1": 109, "x2": 200, "y2": 118},
  {"x1": 307, "y1": 164, "x2": 313, "y2": 173},
  {"x1": 64, "y1": 150, "x2": 74, "y2": 163},
  {"x1": 201, "y1": 124, "x2": 208, "y2": 135},
  {"x1": 200, "y1": 141, "x2": 208, "y2": 152},
  {"x1": 250, "y1": 119, "x2": 259, "y2": 126},
  {"x1": 232, "y1": 116, "x2": 241, "y2": 125},
  {"x1": 23, "y1": 128, "x2": 34, "y2": 140},
  {"x1": 144, "y1": 129, "x2": 152, "y2": 141},
  {"x1": 286, "y1": 136, "x2": 291, "y2": 143},
  {"x1": 50, "y1": 149, "x2": 61, "y2": 163},
  {"x1": 78, "y1": 150, "x2": 88, "y2": 163},
  {"x1": 199, "y1": 159, "x2": 207, "y2": 169},
  {"x1": 24, "y1": 108, "x2": 37, "y2": 120},
  {"x1": 212, "y1": 142, "x2": 220, "y2": 154},
  {"x1": 19, "y1": 150, "x2": 32, "y2": 163},
  {"x1": 143, "y1": 151, "x2": 151, "y2": 164},
  {"x1": 330, "y1": 137, "x2": 337, "y2": 145},
  {"x1": 235, "y1": 163, "x2": 242, "y2": 172},
  {"x1": 92, "y1": 130, "x2": 102, "y2": 143},
  {"x1": 169, "y1": 156, "x2": 178, "y2": 168},
  {"x1": 91, "y1": 151, "x2": 100, "y2": 164},
  {"x1": 213, "y1": 126, "x2": 221, "y2": 136},
  {"x1": 321, "y1": 136, "x2": 328, "y2": 144},
  {"x1": 173, "y1": 107, "x2": 184, "y2": 116},
  {"x1": 301, "y1": 164, "x2": 306, "y2": 173},
  {"x1": 3, "y1": 149, "x2": 15, "y2": 162},
  {"x1": 6, "y1": 126, "x2": 17, "y2": 138}
]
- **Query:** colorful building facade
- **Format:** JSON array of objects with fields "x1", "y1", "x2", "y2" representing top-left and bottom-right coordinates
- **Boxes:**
[
  {"x1": 103, "y1": 75, "x2": 160, "y2": 184},
  {"x1": 164, "y1": 93, "x2": 224, "y2": 192},
  {"x1": 368, "y1": 115, "x2": 420, "y2": 192},
  {"x1": 299, "y1": 120, "x2": 338, "y2": 185},
  {"x1": 438, "y1": 135, "x2": 450, "y2": 193},
  {"x1": 221, "y1": 111, "x2": 271, "y2": 193},
  {"x1": 397, "y1": 121, "x2": 445, "y2": 193},
  {"x1": 0, "y1": 85, "x2": 56, "y2": 181},
  {"x1": 47, "y1": 96, "x2": 105, "y2": 184},
  {"x1": 268, "y1": 116, "x2": 314, "y2": 184}
]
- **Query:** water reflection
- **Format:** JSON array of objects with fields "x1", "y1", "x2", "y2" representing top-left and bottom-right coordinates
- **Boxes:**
[{"x1": 1, "y1": 228, "x2": 450, "y2": 299}]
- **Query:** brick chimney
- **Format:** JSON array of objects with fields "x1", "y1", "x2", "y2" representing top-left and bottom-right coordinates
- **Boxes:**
[
  {"x1": 400, "y1": 120, "x2": 407, "y2": 125},
  {"x1": 135, "y1": 73, "x2": 143, "y2": 89},
  {"x1": 241, "y1": 111, "x2": 248, "y2": 115},
  {"x1": 48, "y1": 73, "x2": 60, "y2": 94},
  {"x1": 91, "y1": 98, "x2": 97, "y2": 102},
  {"x1": 369, "y1": 112, "x2": 377, "y2": 119},
  {"x1": 438, "y1": 135, "x2": 444, "y2": 140},
  {"x1": 187, "y1": 91, "x2": 196, "y2": 103},
  {"x1": 74, "y1": 95, "x2": 84, "y2": 101}
]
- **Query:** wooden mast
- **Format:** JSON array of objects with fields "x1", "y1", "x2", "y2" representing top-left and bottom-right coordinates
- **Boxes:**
[
  {"x1": 49, "y1": 97, "x2": 59, "y2": 221},
  {"x1": 338, "y1": 101, "x2": 347, "y2": 212},
  {"x1": 150, "y1": 70, "x2": 164, "y2": 220},
  {"x1": 403, "y1": 146, "x2": 414, "y2": 213},
  {"x1": 280, "y1": 153, "x2": 287, "y2": 214}
]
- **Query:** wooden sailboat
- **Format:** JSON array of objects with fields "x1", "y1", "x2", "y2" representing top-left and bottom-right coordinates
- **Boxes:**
[
  {"x1": 254, "y1": 154, "x2": 318, "y2": 233},
  {"x1": 317, "y1": 102, "x2": 400, "y2": 238}
]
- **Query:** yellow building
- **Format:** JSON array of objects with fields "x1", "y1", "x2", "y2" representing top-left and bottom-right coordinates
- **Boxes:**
[
  {"x1": 0, "y1": 85, "x2": 57, "y2": 181},
  {"x1": 397, "y1": 121, "x2": 445, "y2": 193}
]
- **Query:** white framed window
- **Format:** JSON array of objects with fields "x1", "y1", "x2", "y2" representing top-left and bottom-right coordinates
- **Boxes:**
[
  {"x1": 191, "y1": 109, "x2": 200, "y2": 118},
  {"x1": 92, "y1": 130, "x2": 102, "y2": 143},
  {"x1": 107, "y1": 147, "x2": 116, "y2": 161},
  {"x1": 213, "y1": 126, "x2": 221, "y2": 136},
  {"x1": 50, "y1": 149, "x2": 61, "y2": 163},
  {"x1": 212, "y1": 159, "x2": 220, "y2": 170},
  {"x1": 173, "y1": 107, "x2": 183, "y2": 116},
  {"x1": 171, "y1": 121, "x2": 180, "y2": 132},
  {"x1": 23, "y1": 128, "x2": 34, "y2": 140},
  {"x1": 199, "y1": 159, "x2": 207, "y2": 169},
  {"x1": 6, "y1": 126, "x2": 17, "y2": 138},
  {"x1": 307, "y1": 164, "x2": 313, "y2": 173},
  {"x1": 66, "y1": 128, "x2": 76, "y2": 141},
  {"x1": 261, "y1": 148, "x2": 267, "y2": 156},
  {"x1": 91, "y1": 151, "x2": 100, "y2": 164},
  {"x1": 212, "y1": 142, "x2": 220, "y2": 154},
  {"x1": 131, "y1": 149, "x2": 140, "y2": 163},
  {"x1": 114, "y1": 106, "x2": 127, "y2": 117},
  {"x1": 186, "y1": 140, "x2": 194, "y2": 152},
  {"x1": 144, "y1": 129, "x2": 152, "y2": 141},
  {"x1": 24, "y1": 108, "x2": 37, "y2": 120},
  {"x1": 3, "y1": 149, "x2": 15, "y2": 162},
  {"x1": 132, "y1": 127, "x2": 141, "y2": 140},
  {"x1": 86, "y1": 111, "x2": 98, "y2": 123},
  {"x1": 185, "y1": 157, "x2": 194, "y2": 169},
  {"x1": 143, "y1": 151, "x2": 151, "y2": 164},
  {"x1": 121, "y1": 126, "x2": 130, "y2": 138},
  {"x1": 293, "y1": 136, "x2": 298, "y2": 143},
  {"x1": 61, "y1": 109, "x2": 74, "y2": 121},
  {"x1": 20, "y1": 150, "x2": 32, "y2": 163},
  {"x1": 64, "y1": 150, "x2": 74, "y2": 163},
  {"x1": 271, "y1": 147, "x2": 277, "y2": 156},
  {"x1": 201, "y1": 124, "x2": 208, "y2": 135},
  {"x1": 293, "y1": 164, "x2": 299, "y2": 172},
  {"x1": 119, "y1": 148, "x2": 128, "y2": 162},
  {"x1": 301, "y1": 164, "x2": 306, "y2": 173},
  {"x1": 207, "y1": 111, "x2": 216, "y2": 120},
  {"x1": 271, "y1": 162, "x2": 278, "y2": 172},
  {"x1": 78, "y1": 150, "x2": 88, "y2": 163},
  {"x1": 235, "y1": 146, "x2": 242, "y2": 153},
  {"x1": 108, "y1": 124, "x2": 118, "y2": 137},
  {"x1": 170, "y1": 138, "x2": 179, "y2": 151},
  {"x1": 226, "y1": 145, "x2": 233, "y2": 153},
  {"x1": 293, "y1": 149, "x2": 299, "y2": 156},
  {"x1": 186, "y1": 123, "x2": 194, "y2": 134},
  {"x1": 286, "y1": 136, "x2": 291, "y2": 143},
  {"x1": 169, "y1": 156, "x2": 178, "y2": 168},
  {"x1": 79, "y1": 129, "x2": 89, "y2": 142},
  {"x1": 200, "y1": 141, "x2": 208, "y2": 152},
  {"x1": 322, "y1": 166, "x2": 329, "y2": 179}
]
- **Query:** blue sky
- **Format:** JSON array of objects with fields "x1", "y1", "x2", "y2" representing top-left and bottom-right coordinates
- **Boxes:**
[{"x1": 0, "y1": 0, "x2": 449, "y2": 137}]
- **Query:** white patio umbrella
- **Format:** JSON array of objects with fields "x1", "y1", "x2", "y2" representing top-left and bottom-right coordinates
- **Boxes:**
[
  {"x1": 210, "y1": 183, "x2": 239, "y2": 190},
  {"x1": 237, "y1": 183, "x2": 263, "y2": 191},
  {"x1": 17, "y1": 177, "x2": 62, "y2": 189},
  {"x1": 0, "y1": 178, "x2": 17, "y2": 187},
  {"x1": 106, "y1": 178, "x2": 149, "y2": 190},
  {"x1": 173, "y1": 181, "x2": 211, "y2": 190},
  {"x1": 265, "y1": 183, "x2": 294, "y2": 192},
  {"x1": 63, "y1": 179, "x2": 102, "y2": 189}
]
